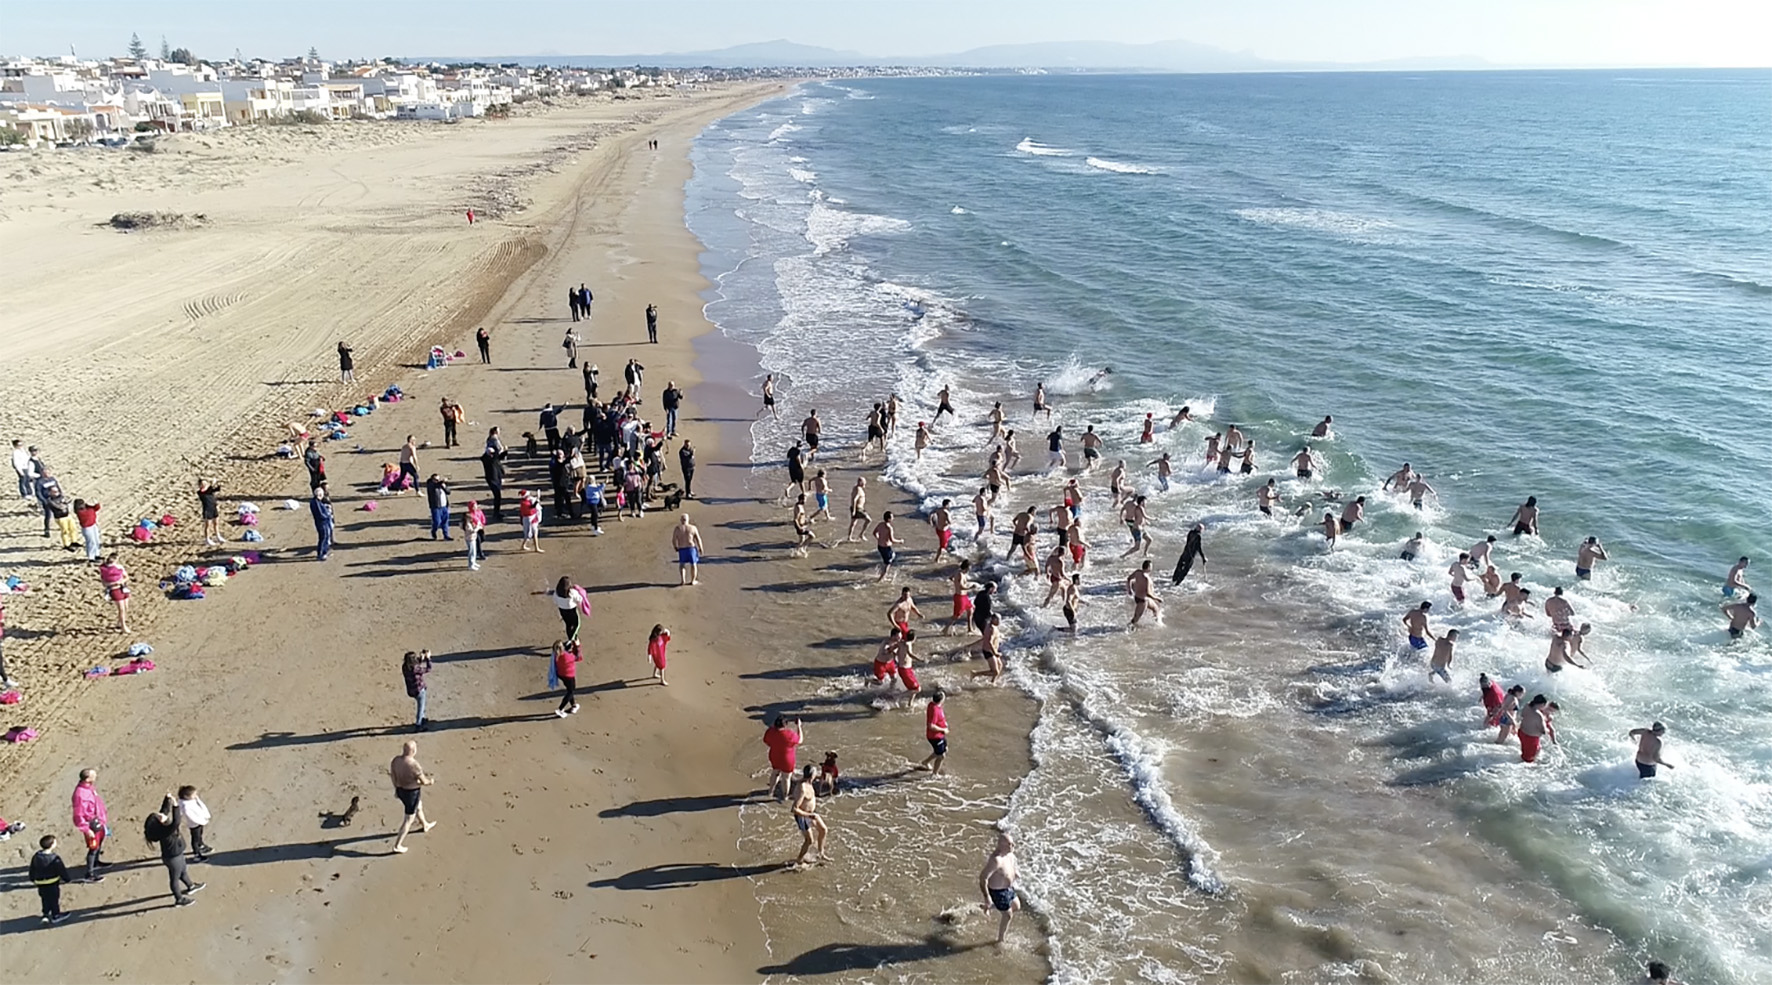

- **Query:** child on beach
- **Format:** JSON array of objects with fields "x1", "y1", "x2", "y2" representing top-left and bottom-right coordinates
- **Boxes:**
[
  {"x1": 647, "y1": 624, "x2": 671, "y2": 686},
  {"x1": 817, "y1": 751, "x2": 841, "y2": 796}
]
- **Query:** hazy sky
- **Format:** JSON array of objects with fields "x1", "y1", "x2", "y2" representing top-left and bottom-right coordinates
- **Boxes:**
[{"x1": 4, "y1": 0, "x2": 1767, "y2": 67}]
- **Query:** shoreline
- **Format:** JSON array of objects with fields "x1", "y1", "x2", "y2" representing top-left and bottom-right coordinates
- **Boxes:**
[{"x1": 0, "y1": 82, "x2": 792, "y2": 982}]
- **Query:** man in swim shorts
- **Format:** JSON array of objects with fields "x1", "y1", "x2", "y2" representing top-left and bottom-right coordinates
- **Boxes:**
[
  {"x1": 1722, "y1": 593, "x2": 1759, "y2": 639},
  {"x1": 946, "y1": 560, "x2": 977, "y2": 636},
  {"x1": 1291, "y1": 445, "x2": 1315, "y2": 479},
  {"x1": 1119, "y1": 495, "x2": 1150, "y2": 560},
  {"x1": 920, "y1": 691, "x2": 949, "y2": 775},
  {"x1": 1402, "y1": 601, "x2": 1435, "y2": 652},
  {"x1": 790, "y1": 765, "x2": 826, "y2": 866},
  {"x1": 887, "y1": 587, "x2": 921, "y2": 635},
  {"x1": 978, "y1": 831, "x2": 1022, "y2": 944},
  {"x1": 844, "y1": 478, "x2": 869, "y2": 543},
  {"x1": 929, "y1": 499, "x2": 954, "y2": 560},
  {"x1": 1508, "y1": 496, "x2": 1540, "y2": 536},
  {"x1": 1080, "y1": 426, "x2": 1103, "y2": 471},
  {"x1": 801, "y1": 410, "x2": 822, "y2": 462},
  {"x1": 872, "y1": 511, "x2": 903, "y2": 583},
  {"x1": 1724, "y1": 556, "x2": 1751, "y2": 597},
  {"x1": 1448, "y1": 552, "x2": 1472, "y2": 604},
  {"x1": 872, "y1": 628, "x2": 902, "y2": 685},
  {"x1": 672, "y1": 513, "x2": 704, "y2": 586},
  {"x1": 1428, "y1": 629, "x2": 1458, "y2": 683},
  {"x1": 1629, "y1": 722, "x2": 1673, "y2": 778}
]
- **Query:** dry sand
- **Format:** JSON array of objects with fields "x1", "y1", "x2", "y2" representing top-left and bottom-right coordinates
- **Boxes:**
[{"x1": 0, "y1": 79, "x2": 1051, "y2": 984}]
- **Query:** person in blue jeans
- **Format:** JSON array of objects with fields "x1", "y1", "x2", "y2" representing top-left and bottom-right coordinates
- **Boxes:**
[
  {"x1": 402, "y1": 650, "x2": 432, "y2": 730},
  {"x1": 310, "y1": 487, "x2": 335, "y2": 561},
  {"x1": 661, "y1": 382, "x2": 682, "y2": 438},
  {"x1": 425, "y1": 474, "x2": 452, "y2": 540}
]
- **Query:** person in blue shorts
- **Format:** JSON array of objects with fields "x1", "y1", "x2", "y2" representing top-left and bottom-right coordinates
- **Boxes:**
[
  {"x1": 1402, "y1": 601, "x2": 1434, "y2": 651},
  {"x1": 672, "y1": 514, "x2": 704, "y2": 586}
]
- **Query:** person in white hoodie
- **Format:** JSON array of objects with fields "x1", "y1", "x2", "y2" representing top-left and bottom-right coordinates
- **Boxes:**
[{"x1": 177, "y1": 785, "x2": 211, "y2": 862}]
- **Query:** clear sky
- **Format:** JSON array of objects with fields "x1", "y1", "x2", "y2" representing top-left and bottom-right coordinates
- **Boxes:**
[{"x1": 3, "y1": 0, "x2": 1767, "y2": 67}]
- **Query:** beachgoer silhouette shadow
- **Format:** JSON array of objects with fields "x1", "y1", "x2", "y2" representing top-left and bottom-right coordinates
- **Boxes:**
[
  {"x1": 757, "y1": 936, "x2": 989, "y2": 976},
  {"x1": 588, "y1": 860, "x2": 786, "y2": 891}
]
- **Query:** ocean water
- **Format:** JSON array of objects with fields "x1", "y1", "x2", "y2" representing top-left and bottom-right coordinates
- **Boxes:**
[{"x1": 687, "y1": 72, "x2": 1772, "y2": 983}]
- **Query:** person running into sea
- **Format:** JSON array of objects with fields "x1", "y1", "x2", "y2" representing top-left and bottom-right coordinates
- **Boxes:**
[
  {"x1": 843, "y1": 478, "x2": 869, "y2": 543},
  {"x1": 1428, "y1": 629, "x2": 1459, "y2": 682},
  {"x1": 945, "y1": 560, "x2": 977, "y2": 636},
  {"x1": 1545, "y1": 628, "x2": 1587, "y2": 672},
  {"x1": 1320, "y1": 511, "x2": 1339, "y2": 549},
  {"x1": 1448, "y1": 552, "x2": 1473, "y2": 604},
  {"x1": 1479, "y1": 563, "x2": 1502, "y2": 598},
  {"x1": 929, "y1": 499, "x2": 954, "y2": 561},
  {"x1": 1508, "y1": 495, "x2": 1540, "y2": 536},
  {"x1": 1080, "y1": 425, "x2": 1103, "y2": 471},
  {"x1": 933, "y1": 384, "x2": 956, "y2": 426},
  {"x1": 1722, "y1": 593, "x2": 1759, "y2": 639},
  {"x1": 1045, "y1": 426, "x2": 1066, "y2": 472},
  {"x1": 801, "y1": 410, "x2": 823, "y2": 463},
  {"x1": 1405, "y1": 475, "x2": 1436, "y2": 510},
  {"x1": 1291, "y1": 445, "x2": 1316, "y2": 479},
  {"x1": 1065, "y1": 513, "x2": 1089, "y2": 571},
  {"x1": 920, "y1": 691, "x2": 950, "y2": 775},
  {"x1": 1127, "y1": 559, "x2": 1162, "y2": 627},
  {"x1": 888, "y1": 587, "x2": 922, "y2": 634},
  {"x1": 1469, "y1": 534, "x2": 1497, "y2": 570},
  {"x1": 979, "y1": 831, "x2": 1022, "y2": 945},
  {"x1": 1224, "y1": 423, "x2": 1245, "y2": 452},
  {"x1": 1216, "y1": 441, "x2": 1236, "y2": 475},
  {"x1": 673, "y1": 514, "x2": 705, "y2": 586},
  {"x1": 1060, "y1": 574, "x2": 1084, "y2": 633},
  {"x1": 1400, "y1": 531, "x2": 1426, "y2": 562},
  {"x1": 1172, "y1": 523, "x2": 1207, "y2": 585},
  {"x1": 972, "y1": 488, "x2": 993, "y2": 537},
  {"x1": 790, "y1": 495, "x2": 814, "y2": 556},
  {"x1": 1338, "y1": 496, "x2": 1366, "y2": 533},
  {"x1": 986, "y1": 402, "x2": 1005, "y2": 444},
  {"x1": 789, "y1": 765, "x2": 827, "y2": 866},
  {"x1": 1402, "y1": 601, "x2": 1435, "y2": 653},
  {"x1": 1629, "y1": 722, "x2": 1674, "y2": 778},
  {"x1": 1108, "y1": 460, "x2": 1129, "y2": 507},
  {"x1": 969, "y1": 615, "x2": 1005, "y2": 682},
  {"x1": 1118, "y1": 495, "x2": 1150, "y2": 560},
  {"x1": 872, "y1": 511, "x2": 904, "y2": 583},
  {"x1": 783, "y1": 441, "x2": 807, "y2": 503},
  {"x1": 1009, "y1": 507, "x2": 1038, "y2": 574},
  {"x1": 1311, "y1": 415, "x2": 1333, "y2": 438},
  {"x1": 1168, "y1": 405, "x2": 1193, "y2": 429},
  {"x1": 914, "y1": 421, "x2": 931, "y2": 461},
  {"x1": 1517, "y1": 696, "x2": 1559, "y2": 763},
  {"x1": 1033, "y1": 382, "x2": 1051, "y2": 421},
  {"x1": 1575, "y1": 536, "x2": 1609, "y2": 580},
  {"x1": 1001, "y1": 429, "x2": 1022, "y2": 472},
  {"x1": 1148, "y1": 452, "x2": 1174, "y2": 492},
  {"x1": 1139, "y1": 413, "x2": 1155, "y2": 444},
  {"x1": 807, "y1": 470, "x2": 832, "y2": 524},
  {"x1": 755, "y1": 374, "x2": 778, "y2": 420},
  {"x1": 1381, "y1": 462, "x2": 1414, "y2": 494},
  {"x1": 1494, "y1": 684, "x2": 1525, "y2": 744},
  {"x1": 1040, "y1": 543, "x2": 1069, "y2": 607}
]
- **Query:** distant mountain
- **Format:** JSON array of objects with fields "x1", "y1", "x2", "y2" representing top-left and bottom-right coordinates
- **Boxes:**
[{"x1": 429, "y1": 38, "x2": 1491, "y2": 73}]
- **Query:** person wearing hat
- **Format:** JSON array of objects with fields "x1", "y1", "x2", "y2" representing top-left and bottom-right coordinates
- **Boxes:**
[{"x1": 1630, "y1": 722, "x2": 1674, "y2": 778}]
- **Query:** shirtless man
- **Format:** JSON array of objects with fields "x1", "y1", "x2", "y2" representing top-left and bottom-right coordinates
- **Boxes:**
[
  {"x1": 1517, "y1": 696, "x2": 1558, "y2": 763},
  {"x1": 1722, "y1": 593, "x2": 1759, "y2": 639},
  {"x1": 872, "y1": 628, "x2": 903, "y2": 686},
  {"x1": 1257, "y1": 478, "x2": 1281, "y2": 517},
  {"x1": 1629, "y1": 722, "x2": 1674, "y2": 779},
  {"x1": 1338, "y1": 495, "x2": 1366, "y2": 533},
  {"x1": 872, "y1": 511, "x2": 904, "y2": 582},
  {"x1": 1064, "y1": 513, "x2": 1089, "y2": 571},
  {"x1": 1109, "y1": 460, "x2": 1129, "y2": 507},
  {"x1": 1448, "y1": 552, "x2": 1473, "y2": 605},
  {"x1": 933, "y1": 385, "x2": 956, "y2": 426},
  {"x1": 388, "y1": 740, "x2": 437, "y2": 854},
  {"x1": 1321, "y1": 510, "x2": 1339, "y2": 549},
  {"x1": 1001, "y1": 430, "x2": 1022, "y2": 472},
  {"x1": 1310, "y1": 415, "x2": 1333, "y2": 438},
  {"x1": 1291, "y1": 445, "x2": 1316, "y2": 480},
  {"x1": 790, "y1": 765, "x2": 827, "y2": 866},
  {"x1": 1502, "y1": 585, "x2": 1536, "y2": 620},
  {"x1": 972, "y1": 487, "x2": 994, "y2": 536},
  {"x1": 983, "y1": 462, "x2": 1008, "y2": 505},
  {"x1": 843, "y1": 478, "x2": 870, "y2": 543},
  {"x1": 1148, "y1": 452, "x2": 1174, "y2": 492},
  {"x1": 1404, "y1": 475, "x2": 1436, "y2": 510},
  {"x1": 1224, "y1": 423, "x2": 1245, "y2": 452},
  {"x1": 756, "y1": 374, "x2": 777, "y2": 420},
  {"x1": 978, "y1": 831, "x2": 1022, "y2": 945},
  {"x1": 1575, "y1": 536, "x2": 1609, "y2": 580},
  {"x1": 1381, "y1": 462, "x2": 1414, "y2": 494},
  {"x1": 1010, "y1": 507, "x2": 1038, "y2": 574},
  {"x1": 1479, "y1": 563, "x2": 1503, "y2": 598},
  {"x1": 945, "y1": 560, "x2": 976, "y2": 636},
  {"x1": 1061, "y1": 479, "x2": 1084, "y2": 521},
  {"x1": 1127, "y1": 559, "x2": 1162, "y2": 626},
  {"x1": 808, "y1": 470, "x2": 833, "y2": 523},
  {"x1": 970, "y1": 615, "x2": 1004, "y2": 682},
  {"x1": 1570, "y1": 622, "x2": 1594, "y2": 663},
  {"x1": 1080, "y1": 426, "x2": 1103, "y2": 472},
  {"x1": 1723, "y1": 556, "x2": 1751, "y2": 598},
  {"x1": 986, "y1": 402, "x2": 1005, "y2": 443},
  {"x1": 888, "y1": 587, "x2": 923, "y2": 634},
  {"x1": 1033, "y1": 382, "x2": 1051, "y2": 421},
  {"x1": 929, "y1": 499, "x2": 955, "y2": 560},
  {"x1": 1215, "y1": 442, "x2": 1236, "y2": 475},
  {"x1": 672, "y1": 513, "x2": 705, "y2": 586},
  {"x1": 791, "y1": 494, "x2": 814, "y2": 555},
  {"x1": 1545, "y1": 628, "x2": 1587, "y2": 672},
  {"x1": 1543, "y1": 587, "x2": 1575, "y2": 633},
  {"x1": 885, "y1": 393, "x2": 902, "y2": 435},
  {"x1": 1428, "y1": 629, "x2": 1459, "y2": 683},
  {"x1": 1059, "y1": 574, "x2": 1084, "y2": 632},
  {"x1": 1119, "y1": 495, "x2": 1150, "y2": 560},
  {"x1": 1402, "y1": 601, "x2": 1435, "y2": 653},
  {"x1": 1400, "y1": 532, "x2": 1426, "y2": 562},
  {"x1": 1168, "y1": 405, "x2": 1193, "y2": 429},
  {"x1": 863, "y1": 404, "x2": 887, "y2": 460},
  {"x1": 913, "y1": 421, "x2": 931, "y2": 461},
  {"x1": 1508, "y1": 495, "x2": 1540, "y2": 537},
  {"x1": 801, "y1": 410, "x2": 823, "y2": 463},
  {"x1": 1469, "y1": 534, "x2": 1498, "y2": 570},
  {"x1": 1204, "y1": 433, "x2": 1223, "y2": 467},
  {"x1": 1040, "y1": 543, "x2": 1069, "y2": 606}
]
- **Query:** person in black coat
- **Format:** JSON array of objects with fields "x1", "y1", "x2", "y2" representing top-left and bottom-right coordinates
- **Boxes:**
[{"x1": 144, "y1": 795, "x2": 203, "y2": 906}]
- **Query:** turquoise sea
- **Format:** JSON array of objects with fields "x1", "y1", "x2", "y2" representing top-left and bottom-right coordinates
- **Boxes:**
[{"x1": 689, "y1": 71, "x2": 1771, "y2": 983}]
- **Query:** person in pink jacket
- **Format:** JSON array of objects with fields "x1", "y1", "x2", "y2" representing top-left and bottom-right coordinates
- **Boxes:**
[{"x1": 70, "y1": 768, "x2": 110, "y2": 879}]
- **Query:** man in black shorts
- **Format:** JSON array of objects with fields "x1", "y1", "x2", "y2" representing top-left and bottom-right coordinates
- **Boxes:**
[{"x1": 388, "y1": 740, "x2": 436, "y2": 854}]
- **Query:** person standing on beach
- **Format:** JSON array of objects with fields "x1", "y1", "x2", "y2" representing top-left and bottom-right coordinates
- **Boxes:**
[
  {"x1": 765, "y1": 716, "x2": 804, "y2": 801},
  {"x1": 756, "y1": 374, "x2": 778, "y2": 420},
  {"x1": 401, "y1": 650, "x2": 432, "y2": 730},
  {"x1": 1172, "y1": 523, "x2": 1207, "y2": 585},
  {"x1": 518, "y1": 490, "x2": 544, "y2": 553},
  {"x1": 920, "y1": 690, "x2": 949, "y2": 775},
  {"x1": 97, "y1": 555, "x2": 130, "y2": 632},
  {"x1": 11, "y1": 439, "x2": 35, "y2": 501},
  {"x1": 1508, "y1": 496, "x2": 1540, "y2": 537},
  {"x1": 978, "y1": 831, "x2": 1021, "y2": 945},
  {"x1": 73, "y1": 497, "x2": 102, "y2": 560},
  {"x1": 145, "y1": 794, "x2": 204, "y2": 905},
  {"x1": 790, "y1": 765, "x2": 827, "y2": 866},
  {"x1": 388, "y1": 740, "x2": 437, "y2": 854},
  {"x1": 337, "y1": 341, "x2": 354, "y2": 383},
  {"x1": 70, "y1": 770, "x2": 110, "y2": 879},
  {"x1": 439, "y1": 398, "x2": 462, "y2": 449},
  {"x1": 425, "y1": 474, "x2": 452, "y2": 541},
  {"x1": 552, "y1": 640, "x2": 581, "y2": 716},
  {"x1": 310, "y1": 486, "x2": 334, "y2": 561},
  {"x1": 540, "y1": 405, "x2": 561, "y2": 455},
  {"x1": 562, "y1": 328, "x2": 581, "y2": 369},
  {"x1": 475, "y1": 326, "x2": 491, "y2": 364},
  {"x1": 568, "y1": 287, "x2": 581, "y2": 322},
  {"x1": 647, "y1": 624, "x2": 671, "y2": 686},
  {"x1": 1127, "y1": 560, "x2": 1162, "y2": 626},
  {"x1": 396, "y1": 436, "x2": 418, "y2": 491},
  {"x1": 673, "y1": 514, "x2": 705, "y2": 586},
  {"x1": 661, "y1": 381, "x2": 682, "y2": 438},
  {"x1": 1629, "y1": 723, "x2": 1674, "y2": 778},
  {"x1": 464, "y1": 500, "x2": 486, "y2": 570},
  {"x1": 678, "y1": 440, "x2": 696, "y2": 499},
  {"x1": 481, "y1": 428, "x2": 508, "y2": 521},
  {"x1": 645, "y1": 303, "x2": 659, "y2": 344},
  {"x1": 29, "y1": 834, "x2": 71, "y2": 925}
]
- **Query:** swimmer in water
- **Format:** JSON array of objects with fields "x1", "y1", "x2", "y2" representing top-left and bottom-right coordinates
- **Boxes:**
[
  {"x1": 1321, "y1": 511, "x2": 1339, "y2": 549},
  {"x1": 1167, "y1": 405, "x2": 1193, "y2": 430},
  {"x1": 1126, "y1": 559, "x2": 1162, "y2": 627},
  {"x1": 1428, "y1": 629, "x2": 1459, "y2": 683},
  {"x1": 1575, "y1": 536, "x2": 1609, "y2": 580},
  {"x1": 1723, "y1": 556, "x2": 1751, "y2": 598},
  {"x1": 1310, "y1": 415, "x2": 1333, "y2": 438},
  {"x1": 1204, "y1": 432, "x2": 1223, "y2": 466},
  {"x1": 1628, "y1": 723, "x2": 1673, "y2": 779},
  {"x1": 1494, "y1": 684, "x2": 1525, "y2": 744},
  {"x1": 1139, "y1": 413, "x2": 1155, "y2": 444},
  {"x1": 1448, "y1": 552, "x2": 1473, "y2": 604},
  {"x1": 1405, "y1": 475, "x2": 1436, "y2": 510},
  {"x1": 1545, "y1": 627, "x2": 1587, "y2": 672},
  {"x1": 1291, "y1": 445, "x2": 1316, "y2": 480},
  {"x1": 1402, "y1": 601, "x2": 1435, "y2": 653},
  {"x1": 1381, "y1": 462, "x2": 1414, "y2": 494},
  {"x1": 1257, "y1": 478, "x2": 1281, "y2": 517},
  {"x1": 1722, "y1": 593, "x2": 1759, "y2": 639},
  {"x1": 1400, "y1": 531, "x2": 1426, "y2": 562},
  {"x1": 1508, "y1": 495, "x2": 1540, "y2": 537},
  {"x1": 1087, "y1": 367, "x2": 1112, "y2": 388}
]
